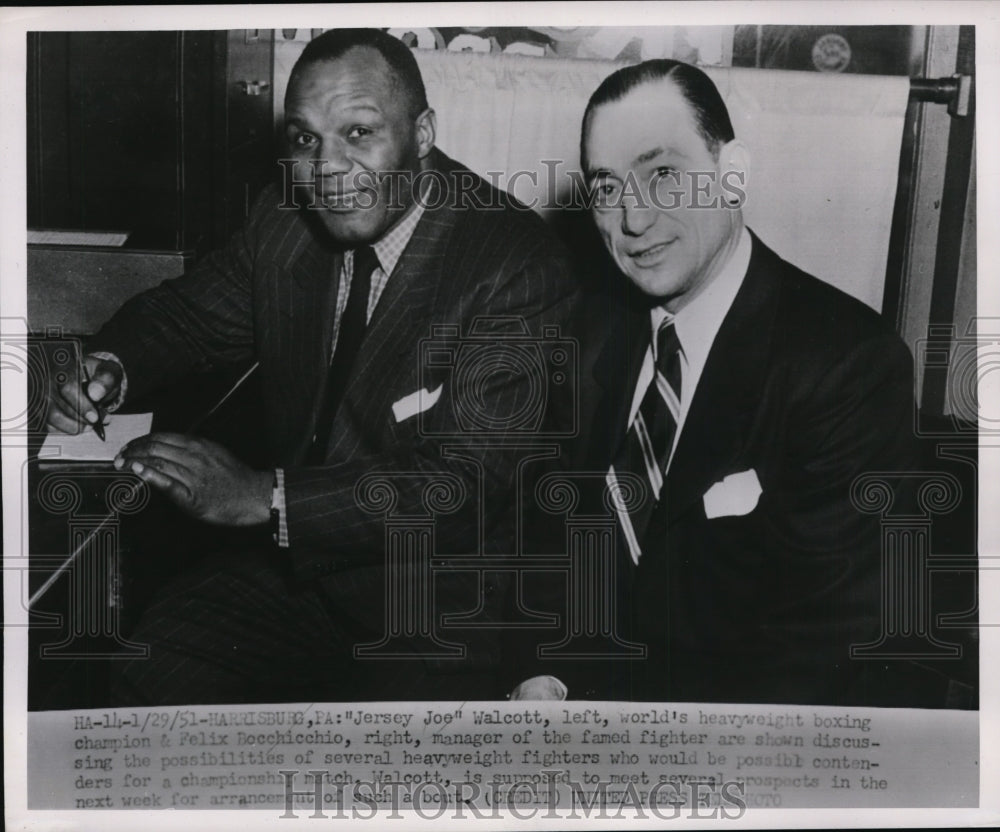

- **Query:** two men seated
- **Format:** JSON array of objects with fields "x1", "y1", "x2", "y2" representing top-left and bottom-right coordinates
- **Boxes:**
[{"x1": 46, "y1": 29, "x2": 916, "y2": 707}]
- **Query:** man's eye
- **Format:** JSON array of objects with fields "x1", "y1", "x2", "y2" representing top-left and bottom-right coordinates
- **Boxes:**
[
  {"x1": 291, "y1": 133, "x2": 317, "y2": 148},
  {"x1": 590, "y1": 180, "x2": 622, "y2": 211},
  {"x1": 652, "y1": 166, "x2": 679, "y2": 181},
  {"x1": 347, "y1": 126, "x2": 373, "y2": 140}
]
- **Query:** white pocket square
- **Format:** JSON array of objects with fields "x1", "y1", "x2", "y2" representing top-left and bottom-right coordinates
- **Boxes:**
[
  {"x1": 392, "y1": 384, "x2": 443, "y2": 423},
  {"x1": 703, "y1": 469, "x2": 762, "y2": 519}
]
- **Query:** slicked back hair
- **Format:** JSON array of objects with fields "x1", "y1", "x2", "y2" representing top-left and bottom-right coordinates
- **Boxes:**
[
  {"x1": 581, "y1": 59, "x2": 735, "y2": 170},
  {"x1": 289, "y1": 28, "x2": 429, "y2": 118}
]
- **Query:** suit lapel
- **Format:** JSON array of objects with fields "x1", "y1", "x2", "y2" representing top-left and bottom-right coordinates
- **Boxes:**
[
  {"x1": 663, "y1": 234, "x2": 780, "y2": 521},
  {"x1": 288, "y1": 237, "x2": 342, "y2": 362},
  {"x1": 279, "y1": 232, "x2": 342, "y2": 444},
  {"x1": 360, "y1": 209, "x2": 454, "y2": 363},
  {"x1": 588, "y1": 285, "x2": 651, "y2": 471}
]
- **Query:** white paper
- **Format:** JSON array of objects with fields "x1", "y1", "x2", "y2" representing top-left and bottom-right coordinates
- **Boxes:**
[{"x1": 39, "y1": 413, "x2": 153, "y2": 463}]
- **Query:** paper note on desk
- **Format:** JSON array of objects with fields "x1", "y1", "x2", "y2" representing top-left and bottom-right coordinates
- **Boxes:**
[
  {"x1": 27, "y1": 228, "x2": 130, "y2": 247},
  {"x1": 39, "y1": 413, "x2": 153, "y2": 463}
]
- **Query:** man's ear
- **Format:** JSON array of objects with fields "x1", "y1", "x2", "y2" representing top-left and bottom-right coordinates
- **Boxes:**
[
  {"x1": 717, "y1": 138, "x2": 750, "y2": 207},
  {"x1": 415, "y1": 108, "x2": 436, "y2": 159}
]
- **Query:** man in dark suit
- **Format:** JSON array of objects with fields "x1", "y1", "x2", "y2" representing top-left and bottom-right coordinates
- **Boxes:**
[
  {"x1": 44, "y1": 29, "x2": 578, "y2": 704},
  {"x1": 511, "y1": 59, "x2": 916, "y2": 706}
]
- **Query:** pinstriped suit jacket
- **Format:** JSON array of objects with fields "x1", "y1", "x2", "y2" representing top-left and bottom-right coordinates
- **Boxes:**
[{"x1": 89, "y1": 151, "x2": 579, "y2": 677}]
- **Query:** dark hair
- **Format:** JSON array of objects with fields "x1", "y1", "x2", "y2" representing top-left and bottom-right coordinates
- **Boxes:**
[
  {"x1": 289, "y1": 28, "x2": 428, "y2": 117},
  {"x1": 581, "y1": 59, "x2": 735, "y2": 169}
]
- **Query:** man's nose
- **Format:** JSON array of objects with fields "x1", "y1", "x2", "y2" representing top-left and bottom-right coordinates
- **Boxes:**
[
  {"x1": 621, "y1": 201, "x2": 657, "y2": 237},
  {"x1": 312, "y1": 140, "x2": 353, "y2": 177}
]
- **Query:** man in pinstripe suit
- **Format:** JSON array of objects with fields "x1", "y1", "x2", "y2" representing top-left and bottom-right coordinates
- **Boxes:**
[{"x1": 45, "y1": 29, "x2": 579, "y2": 704}]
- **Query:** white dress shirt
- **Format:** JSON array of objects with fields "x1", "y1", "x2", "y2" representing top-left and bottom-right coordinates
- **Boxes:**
[{"x1": 626, "y1": 226, "x2": 752, "y2": 472}]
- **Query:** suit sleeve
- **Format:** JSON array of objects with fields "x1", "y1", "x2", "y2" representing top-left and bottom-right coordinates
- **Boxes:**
[
  {"x1": 281, "y1": 243, "x2": 580, "y2": 563},
  {"x1": 730, "y1": 327, "x2": 917, "y2": 704},
  {"x1": 84, "y1": 191, "x2": 265, "y2": 403}
]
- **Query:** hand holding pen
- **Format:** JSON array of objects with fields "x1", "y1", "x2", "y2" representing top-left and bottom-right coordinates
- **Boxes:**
[
  {"x1": 81, "y1": 362, "x2": 107, "y2": 441},
  {"x1": 45, "y1": 353, "x2": 123, "y2": 437}
]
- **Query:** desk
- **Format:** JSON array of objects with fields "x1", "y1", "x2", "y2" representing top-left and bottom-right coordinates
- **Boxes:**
[
  {"x1": 27, "y1": 432, "x2": 258, "y2": 710},
  {"x1": 27, "y1": 245, "x2": 192, "y2": 336}
]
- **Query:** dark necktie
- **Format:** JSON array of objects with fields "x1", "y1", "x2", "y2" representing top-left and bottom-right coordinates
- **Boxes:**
[
  {"x1": 608, "y1": 317, "x2": 682, "y2": 563},
  {"x1": 306, "y1": 245, "x2": 380, "y2": 464}
]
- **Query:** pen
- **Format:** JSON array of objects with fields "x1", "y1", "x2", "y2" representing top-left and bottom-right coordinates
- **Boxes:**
[{"x1": 80, "y1": 362, "x2": 106, "y2": 441}]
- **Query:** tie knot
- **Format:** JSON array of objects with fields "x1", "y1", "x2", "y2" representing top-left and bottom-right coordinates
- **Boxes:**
[
  {"x1": 352, "y1": 245, "x2": 380, "y2": 281},
  {"x1": 655, "y1": 318, "x2": 681, "y2": 370}
]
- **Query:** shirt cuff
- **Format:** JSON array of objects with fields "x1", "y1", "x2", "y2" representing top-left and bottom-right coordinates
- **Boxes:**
[
  {"x1": 87, "y1": 351, "x2": 127, "y2": 412},
  {"x1": 271, "y1": 468, "x2": 289, "y2": 548}
]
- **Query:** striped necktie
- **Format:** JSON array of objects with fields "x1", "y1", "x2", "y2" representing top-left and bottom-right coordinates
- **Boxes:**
[{"x1": 608, "y1": 317, "x2": 682, "y2": 564}]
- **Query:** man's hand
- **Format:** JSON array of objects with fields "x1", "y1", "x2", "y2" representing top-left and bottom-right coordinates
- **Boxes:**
[
  {"x1": 115, "y1": 433, "x2": 272, "y2": 527},
  {"x1": 46, "y1": 354, "x2": 123, "y2": 435},
  {"x1": 509, "y1": 675, "x2": 568, "y2": 701}
]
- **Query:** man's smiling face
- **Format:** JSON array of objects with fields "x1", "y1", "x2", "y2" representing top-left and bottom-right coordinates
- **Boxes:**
[
  {"x1": 284, "y1": 46, "x2": 434, "y2": 246},
  {"x1": 584, "y1": 78, "x2": 742, "y2": 311}
]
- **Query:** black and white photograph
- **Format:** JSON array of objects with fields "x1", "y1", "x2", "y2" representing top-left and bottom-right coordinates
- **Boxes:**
[{"x1": 2, "y1": 2, "x2": 996, "y2": 827}]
